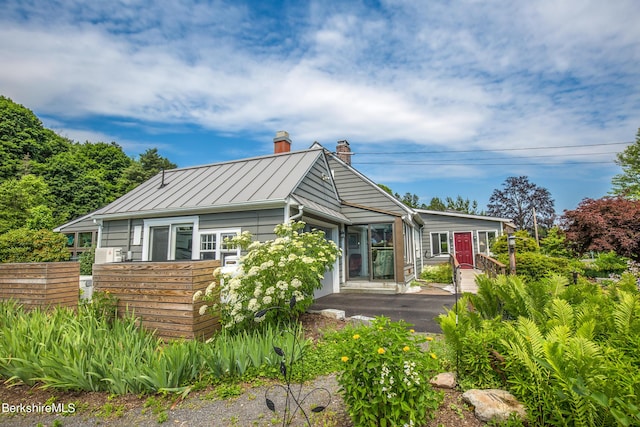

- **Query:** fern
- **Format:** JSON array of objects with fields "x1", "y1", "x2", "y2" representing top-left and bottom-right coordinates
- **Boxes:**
[
  {"x1": 613, "y1": 291, "x2": 638, "y2": 337},
  {"x1": 546, "y1": 299, "x2": 575, "y2": 332}
]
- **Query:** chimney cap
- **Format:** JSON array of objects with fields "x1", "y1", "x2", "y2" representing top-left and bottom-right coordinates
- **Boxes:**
[
  {"x1": 273, "y1": 130, "x2": 292, "y2": 154},
  {"x1": 274, "y1": 130, "x2": 291, "y2": 141}
]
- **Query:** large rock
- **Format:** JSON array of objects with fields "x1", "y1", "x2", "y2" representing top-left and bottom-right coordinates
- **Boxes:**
[
  {"x1": 348, "y1": 314, "x2": 374, "y2": 326},
  {"x1": 319, "y1": 309, "x2": 345, "y2": 320},
  {"x1": 462, "y1": 389, "x2": 526, "y2": 423},
  {"x1": 430, "y1": 372, "x2": 457, "y2": 389}
]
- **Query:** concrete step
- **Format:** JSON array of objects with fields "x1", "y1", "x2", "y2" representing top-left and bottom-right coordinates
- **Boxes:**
[
  {"x1": 340, "y1": 282, "x2": 398, "y2": 294},
  {"x1": 340, "y1": 287, "x2": 398, "y2": 295}
]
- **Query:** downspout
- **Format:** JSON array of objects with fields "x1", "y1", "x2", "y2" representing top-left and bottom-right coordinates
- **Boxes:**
[
  {"x1": 284, "y1": 197, "x2": 304, "y2": 222},
  {"x1": 289, "y1": 205, "x2": 304, "y2": 221},
  {"x1": 284, "y1": 198, "x2": 291, "y2": 223},
  {"x1": 94, "y1": 219, "x2": 103, "y2": 248}
]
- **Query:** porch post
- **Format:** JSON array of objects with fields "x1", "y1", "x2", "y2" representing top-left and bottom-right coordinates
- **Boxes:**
[{"x1": 394, "y1": 217, "x2": 404, "y2": 284}]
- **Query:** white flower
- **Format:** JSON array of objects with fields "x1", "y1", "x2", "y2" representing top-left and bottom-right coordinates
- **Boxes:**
[
  {"x1": 248, "y1": 298, "x2": 258, "y2": 311},
  {"x1": 302, "y1": 256, "x2": 314, "y2": 264},
  {"x1": 263, "y1": 295, "x2": 272, "y2": 305},
  {"x1": 193, "y1": 290, "x2": 203, "y2": 302},
  {"x1": 205, "y1": 282, "x2": 216, "y2": 296},
  {"x1": 291, "y1": 278, "x2": 302, "y2": 288},
  {"x1": 198, "y1": 304, "x2": 208, "y2": 315}
]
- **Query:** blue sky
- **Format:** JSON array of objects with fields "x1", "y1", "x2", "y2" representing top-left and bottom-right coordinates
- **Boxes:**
[{"x1": 1, "y1": 0, "x2": 639, "y2": 214}]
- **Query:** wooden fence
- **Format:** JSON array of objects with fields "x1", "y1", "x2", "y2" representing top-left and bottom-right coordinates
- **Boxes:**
[
  {"x1": 0, "y1": 262, "x2": 79, "y2": 309},
  {"x1": 93, "y1": 260, "x2": 221, "y2": 340}
]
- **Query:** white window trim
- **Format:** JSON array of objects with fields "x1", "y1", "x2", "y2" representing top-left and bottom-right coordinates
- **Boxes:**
[
  {"x1": 430, "y1": 231, "x2": 450, "y2": 257},
  {"x1": 197, "y1": 228, "x2": 242, "y2": 262},
  {"x1": 142, "y1": 216, "x2": 200, "y2": 261},
  {"x1": 476, "y1": 229, "x2": 499, "y2": 256}
]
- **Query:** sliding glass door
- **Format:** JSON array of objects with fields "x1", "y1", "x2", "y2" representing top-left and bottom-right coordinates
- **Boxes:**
[{"x1": 346, "y1": 223, "x2": 394, "y2": 281}]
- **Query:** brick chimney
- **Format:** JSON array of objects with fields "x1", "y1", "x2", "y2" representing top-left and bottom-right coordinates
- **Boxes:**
[
  {"x1": 336, "y1": 140, "x2": 352, "y2": 165},
  {"x1": 273, "y1": 131, "x2": 291, "y2": 154}
]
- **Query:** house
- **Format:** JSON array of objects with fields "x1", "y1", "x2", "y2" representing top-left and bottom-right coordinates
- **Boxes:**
[
  {"x1": 417, "y1": 209, "x2": 514, "y2": 268},
  {"x1": 57, "y1": 132, "x2": 425, "y2": 296}
]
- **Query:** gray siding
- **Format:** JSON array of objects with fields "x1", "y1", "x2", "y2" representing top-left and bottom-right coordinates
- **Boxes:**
[
  {"x1": 199, "y1": 209, "x2": 285, "y2": 242},
  {"x1": 327, "y1": 157, "x2": 407, "y2": 218},
  {"x1": 101, "y1": 220, "x2": 130, "y2": 249},
  {"x1": 292, "y1": 157, "x2": 341, "y2": 212},
  {"x1": 101, "y1": 209, "x2": 286, "y2": 261},
  {"x1": 420, "y1": 213, "x2": 504, "y2": 265}
]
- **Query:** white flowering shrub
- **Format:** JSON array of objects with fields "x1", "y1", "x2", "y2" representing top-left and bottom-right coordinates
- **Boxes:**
[{"x1": 196, "y1": 221, "x2": 341, "y2": 332}]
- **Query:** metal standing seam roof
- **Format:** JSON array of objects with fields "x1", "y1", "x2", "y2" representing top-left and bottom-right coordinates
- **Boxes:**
[{"x1": 94, "y1": 149, "x2": 325, "y2": 217}]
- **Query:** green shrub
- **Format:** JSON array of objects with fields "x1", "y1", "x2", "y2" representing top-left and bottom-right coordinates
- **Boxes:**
[
  {"x1": 0, "y1": 228, "x2": 70, "y2": 262},
  {"x1": 79, "y1": 247, "x2": 95, "y2": 275},
  {"x1": 492, "y1": 230, "x2": 539, "y2": 255},
  {"x1": 583, "y1": 251, "x2": 629, "y2": 278},
  {"x1": 336, "y1": 317, "x2": 442, "y2": 427},
  {"x1": 540, "y1": 227, "x2": 571, "y2": 258},
  {"x1": 420, "y1": 263, "x2": 453, "y2": 283},
  {"x1": 496, "y1": 252, "x2": 583, "y2": 282}
]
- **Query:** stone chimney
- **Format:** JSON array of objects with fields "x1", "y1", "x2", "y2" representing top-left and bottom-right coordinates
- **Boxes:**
[
  {"x1": 336, "y1": 140, "x2": 352, "y2": 165},
  {"x1": 273, "y1": 131, "x2": 291, "y2": 154}
]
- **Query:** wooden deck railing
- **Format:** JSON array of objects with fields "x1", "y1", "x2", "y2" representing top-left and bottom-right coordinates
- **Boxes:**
[
  {"x1": 475, "y1": 253, "x2": 506, "y2": 277},
  {"x1": 449, "y1": 254, "x2": 462, "y2": 286}
]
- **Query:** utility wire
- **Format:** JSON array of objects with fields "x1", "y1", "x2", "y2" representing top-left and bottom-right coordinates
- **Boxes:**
[
  {"x1": 356, "y1": 160, "x2": 615, "y2": 166},
  {"x1": 383, "y1": 151, "x2": 618, "y2": 162},
  {"x1": 355, "y1": 141, "x2": 631, "y2": 155}
]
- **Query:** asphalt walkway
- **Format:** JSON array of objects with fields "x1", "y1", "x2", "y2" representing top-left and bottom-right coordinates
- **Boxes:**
[{"x1": 309, "y1": 293, "x2": 455, "y2": 333}]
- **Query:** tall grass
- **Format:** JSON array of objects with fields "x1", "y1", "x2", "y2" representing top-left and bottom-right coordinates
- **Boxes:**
[{"x1": 0, "y1": 300, "x2": 308, "y2": 395}]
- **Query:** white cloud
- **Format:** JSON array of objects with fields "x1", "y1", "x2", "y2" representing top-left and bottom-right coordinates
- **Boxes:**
[{"x1": 0, "y1": 0, "x2": 638, "y2": 180}]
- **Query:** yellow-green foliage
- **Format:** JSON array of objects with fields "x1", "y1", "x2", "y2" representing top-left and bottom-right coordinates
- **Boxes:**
[
  {"x1": 0, "y1": 228, "x2": 70, "y2": 262},
  {"x1": 438, "y1": 274, "x2": 640, "y2": 426}
]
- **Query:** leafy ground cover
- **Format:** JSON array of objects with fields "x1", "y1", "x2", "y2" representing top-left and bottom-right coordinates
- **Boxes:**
[{"x1": 438, "y1": 273, "x2": 640, "y2": 426}]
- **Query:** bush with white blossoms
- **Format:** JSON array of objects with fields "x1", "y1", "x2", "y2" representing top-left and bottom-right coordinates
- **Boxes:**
[{"x1": 196, "y1": 221, "x2": 341, "y2": 332}]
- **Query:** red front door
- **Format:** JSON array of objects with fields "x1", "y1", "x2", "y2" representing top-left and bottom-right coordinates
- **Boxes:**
[{"x1": 454, "y1": 232, "x2": 474, "y2": 268}]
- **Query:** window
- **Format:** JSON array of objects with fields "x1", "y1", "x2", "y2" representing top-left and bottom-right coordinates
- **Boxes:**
[
  {"x1": 477, "y1": 231, "x2": 497, "y2": 255},
  {"x1": 431, "y1": 232, "x2": 449, "y2": 256},
  {"x1": 142, "y1": 216, "x2": 198, "y2": 261},
  {"x1": 403, "y1": 223, "x2": 414, "y2": 264},
  {"x1": 198, "y1": 229, "x2": 241, "y2": 262},
  {"x1": 79, "y1": 232, "x2": 93, "y2": 247}
]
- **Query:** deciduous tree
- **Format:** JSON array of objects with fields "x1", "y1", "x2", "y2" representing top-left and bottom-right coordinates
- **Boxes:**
[
  {"x1": 487, "y1": 176, "x2": 555, "y2": 232},
  {"x1": 611, "y1": 128, "x2": 640, "y2": 200},
  {"x1": 561, "y1": 196, "x2": 640, "y2": 260}
]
